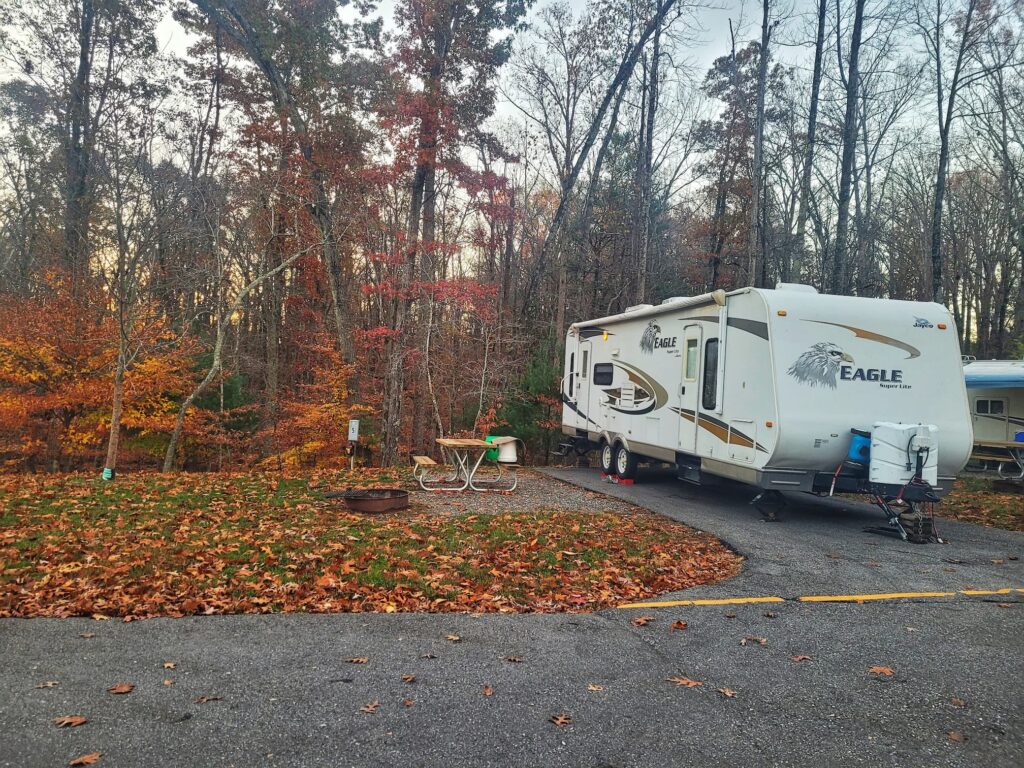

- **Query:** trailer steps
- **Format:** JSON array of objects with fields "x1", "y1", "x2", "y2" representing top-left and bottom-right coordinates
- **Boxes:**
[{"x1": 676, "y1": 463, "x2": 702, "y2": 485}]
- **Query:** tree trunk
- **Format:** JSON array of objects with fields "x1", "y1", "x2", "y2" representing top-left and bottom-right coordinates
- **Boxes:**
[
  {"x1": 103, "y1": 353, "x2": 125, "y2": 477},
  {"x1": 794, "y1": 0, "x2": 827, "y2": 282},
  {"x1": 749, "y1": 0, "x2": 771, "y2": 288},
  {"x1": 64, "y1": 0, "x2": 96, "y2": 282},
  {"x1": 831, "y1": 0, "x2": 866, "y2": 296},
  {"x1": 636, "y1": 20, "x2": 661, "y2": 304}
]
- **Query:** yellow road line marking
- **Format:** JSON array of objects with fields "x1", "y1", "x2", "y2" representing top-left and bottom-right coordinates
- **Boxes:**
[
  {"x1": 619, "y1": 587, "x2": 1023, "y2": 609},
  {"x1": 798, "y1": 591, "x2": 955, "y2": 603},
  {"x1": 618, "y1": 596, "x2": 785, "y2": 609}
]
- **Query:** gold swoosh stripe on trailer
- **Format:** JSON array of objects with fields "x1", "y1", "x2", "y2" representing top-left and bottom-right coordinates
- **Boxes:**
[{"x1": 806, "y1": 320, "x2": 921, "y2": 359}]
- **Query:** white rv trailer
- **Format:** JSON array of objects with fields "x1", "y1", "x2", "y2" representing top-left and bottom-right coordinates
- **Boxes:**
[
  {"x1": 962, "y1": 359, "x2": 1024, "y2": 443},
  {"x1": 561, "y1": 284, "x2": 973, "y2": 530},
  {"x1": 962, "y1": 359, "x2": 1024, "y2": 478}
]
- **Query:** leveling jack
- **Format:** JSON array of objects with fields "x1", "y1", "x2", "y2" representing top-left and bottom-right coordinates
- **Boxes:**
[
  {"x1": 751, "y1": 490, "x2": 786, "y2": 522},
  {"x1": 868, "y1": 497, "x2": 939, "y2": 543}
]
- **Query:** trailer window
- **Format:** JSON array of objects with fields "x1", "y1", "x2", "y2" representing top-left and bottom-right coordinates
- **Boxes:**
[
  {"x1": 702, "y1": 339, "x2": 718, "y2": 410},
  {"x1": 684, "y1": 339, "x2": 699, "y2": 380},
  {"x1": 976, "y1": 399, "x2": 1005, "y2": 415},
  {"x1": 594, "y1": 363, "x2": 613, "y2": 386},
  {"x1": 568, "y1": 353, "x2": 575, "y2": 396},
  {"x1": 581, "y1": 350, "x2": 588, "y2": 378}
]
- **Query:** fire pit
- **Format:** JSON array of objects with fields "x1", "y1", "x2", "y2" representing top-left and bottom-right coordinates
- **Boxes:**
[{"x1": 326, "y1": 488, "x2": 410, "y2": 513}]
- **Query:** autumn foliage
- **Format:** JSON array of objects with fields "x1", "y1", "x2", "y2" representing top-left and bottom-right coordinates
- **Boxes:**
[
  {"x1": 0, "y1": 277, "x2": 197, "y2": 471},
  {"x1": 0, "y1": 471, "x2": 742, "y2": 618}
]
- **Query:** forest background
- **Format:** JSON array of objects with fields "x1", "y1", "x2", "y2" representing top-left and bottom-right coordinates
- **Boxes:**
[{"x1": 0, "y1": 0, "x2": 1021, "y2": 474}]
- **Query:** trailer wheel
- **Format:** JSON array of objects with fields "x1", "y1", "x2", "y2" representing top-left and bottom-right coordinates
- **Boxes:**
[
  {"x1": 614, "y1": 444, "x2": 638, "y2": 480},
  {"x1": 599, "y1": 442, "x2": 615, "y2": 474}
]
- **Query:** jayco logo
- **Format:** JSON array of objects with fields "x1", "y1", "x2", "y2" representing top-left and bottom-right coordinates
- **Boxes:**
[{"x1": 640, "y1": 320, "x2": 676, "y2": 354}]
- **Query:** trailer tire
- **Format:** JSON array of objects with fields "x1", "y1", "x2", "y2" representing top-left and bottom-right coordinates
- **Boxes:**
[
  {"x1": 599, "y1": 441, "x2": 615, "y2": 474},
  {"x1": 614, "y1": 444, "x2": 638, "y2": 480}
]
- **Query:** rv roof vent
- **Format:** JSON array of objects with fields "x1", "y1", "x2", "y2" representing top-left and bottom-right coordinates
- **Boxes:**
[
  {"x1": 775, "y1": 282, "x2": 818, "y2": 294},
  {"x1": 625, "y1": 303, "x2": 655, "y2": 312}
]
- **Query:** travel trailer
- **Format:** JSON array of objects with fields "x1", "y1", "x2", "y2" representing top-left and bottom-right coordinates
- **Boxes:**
[
  {"x1": 963, "y1": 359, "x2": 1024, "y2": 443},
  {"x1": 561, "y1": 284, "x2": 974, "y2": 539},
  {"x1": 963, "y1": 358, "x2": 1024, "y2": 478}
]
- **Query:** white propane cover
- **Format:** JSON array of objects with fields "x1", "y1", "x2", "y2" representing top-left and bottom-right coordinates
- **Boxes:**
[{"x1": 869, "y1": 423, "x2": 939, "y2": 486}]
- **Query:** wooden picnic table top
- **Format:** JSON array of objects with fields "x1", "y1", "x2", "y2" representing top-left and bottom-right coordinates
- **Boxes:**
[{"x1": 436, "y1": 438, "x2": 491, "y2": 449}]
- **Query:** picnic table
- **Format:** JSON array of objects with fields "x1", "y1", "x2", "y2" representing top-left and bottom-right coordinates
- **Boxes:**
[
  {"x1": 971, "y1": 440, "x2": 1024, "y2": 480},
  {"x1": 414, "y1": 437, "x2": 519, "y2": 492}
]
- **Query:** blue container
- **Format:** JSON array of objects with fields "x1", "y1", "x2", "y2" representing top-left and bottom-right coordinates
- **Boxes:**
[
  {"x1": 1015, "y1": 431, "x2": 1024, "y2": 443},
  {"x1": 847, "y1": 429, "x2": 871, "y2": 464}
]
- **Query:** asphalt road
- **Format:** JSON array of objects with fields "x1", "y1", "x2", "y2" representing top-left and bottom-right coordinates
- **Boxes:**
[{"x1": 2, "y1": 468, "x2": 1022, "y2": 768}]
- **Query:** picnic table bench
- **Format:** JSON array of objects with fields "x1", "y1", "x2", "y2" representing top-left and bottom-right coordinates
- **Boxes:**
[
  {"x1": 971, "y1": 440, "x2": 1024, "y2": 480},
  {"x1": 414, "y1": 437, "x2": 520, "y2": 492}
]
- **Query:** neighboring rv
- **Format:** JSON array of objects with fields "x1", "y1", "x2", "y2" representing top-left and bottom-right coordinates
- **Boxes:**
[
  {"x1": 963, "y1": 359, "x2": 1024, "y2": 443},
  {"x1": 561, "y1": 284, "x2": 973, "y2": 521}
]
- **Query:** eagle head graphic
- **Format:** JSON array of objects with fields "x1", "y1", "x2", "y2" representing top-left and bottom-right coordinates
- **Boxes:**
[
  {"x1": 640, "y1": 320, "x2": 661, "y2": 354},
  {"x1": 787, "y1": 342, "x2": 854, "y2": 389}
]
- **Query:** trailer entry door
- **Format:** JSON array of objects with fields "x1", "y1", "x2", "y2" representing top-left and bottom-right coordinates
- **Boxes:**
[
  {"x1": 578, "y1": 341, "x2": 592, "y2": 422},
  {"x1": 677, "y1": 325, "x2": 702, "y2": 455}
]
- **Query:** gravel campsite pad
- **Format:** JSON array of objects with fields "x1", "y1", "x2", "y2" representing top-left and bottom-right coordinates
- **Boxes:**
[
  {"x1": 0, "y1": 470, "x2": 741, "y2": 617},
  {"x1": 406, "y1": 469, "x2": 645, "y2": 517}
]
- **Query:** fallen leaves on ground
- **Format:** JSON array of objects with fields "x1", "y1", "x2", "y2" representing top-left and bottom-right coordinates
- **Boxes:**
[
  {"x1": 631, "y1": 615, "x2": 654, "y2": 626},
  {"x1": 446, "y1": 635, "x2": 461, "y2": 642},
  {"x1": 0, "y1": 472, "x2": 741, "y2": 618},
  {"x1": 482, "y1": 685, "x2": 494, "y2": 696},
  {"x1": 360, "y1": 701, "x2": 379, "y2": 713},
  {"x1": 724, "y1": 612, "x2": 736, "y2": 619},
  {"x1": 763, "y1": 611, "x2": 777, "y2": 618},
  {"x1": 35, "y1": 681, "x2": 59, "y2": 688},
  {"x1": 741, "y1": 636, "x2": 767, "y2": 646},
  {"x1": 718, "y1": 687, "x2": 737, "y2": 698},
  {"x1": 670, "y1": 620, "x2": 688, "y2": 632},
  {"x1": 69, "y1": 753, "x2": 101, "y2": 766},
  {"x1": 503, "y1": 656, "x2": 522, "y2": 663},
  {"x1": 347, "y1": 657, "x2": 369, "y2": 664},
  {"x1": 667, "y1": 676, "x2": 703, "y2": 688},
  {"x1": 402, "y1": 674, "x2": 416, "y2": 683},
  {"x1": 106, "y1": 683, "x2": 134, "y2": 695},
  {"x1": 869, "y1": 666, "x2": 894, "y2": 676},
  {"x1": 587, "y1": 683, "x2": 603, "y2": 691},
  {"x1": 951, "y1": 697, "x2": 966, "y2": 707},
  {"x1": 195, "y1": 695, "x2": 221, "y2": 704},
  {"x1": 163, "y1": 678, "x2": 174, "y2": 686},
  {"x1": 947, "y1": 730, "x2": 967, "y2": 742},
  {"x1": 402, "y1": 699, "x2": 414, "y2": 707},
  {"x1": 790, "y1": 655, "x2": 811, "y2": 662},
  {"x1": 53, "y1": 716, "x2": 87, "y2": 728},
  {"x1": 79, "y1": 633, "x2": 95, "y2": 639},
  {"x1": 163, "y1": 662, "x2": 176, "y2": 669},
  {"x1": 549, "y1": 713, "x2": 572, "y2": 726},
  {"x1": 938, "y1": 479, "x2": 1024, "y2": 531}
]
